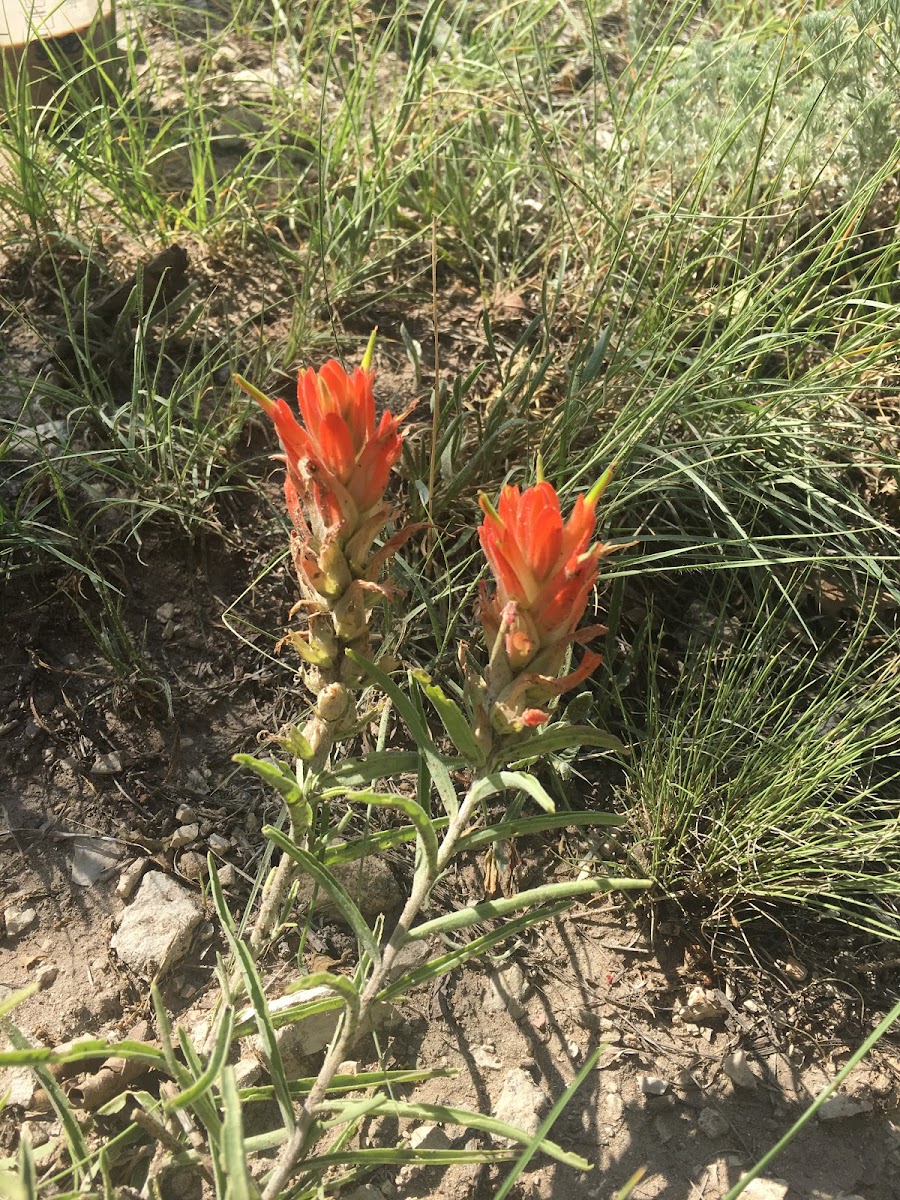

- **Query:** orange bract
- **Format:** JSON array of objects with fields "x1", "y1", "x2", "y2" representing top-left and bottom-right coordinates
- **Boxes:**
[
  {"x1": 257, "y1": 359, "x2": 410, "y2": 531},
  {"x1": 478, "y1": 480, "x2": 604, "y2": 652}
]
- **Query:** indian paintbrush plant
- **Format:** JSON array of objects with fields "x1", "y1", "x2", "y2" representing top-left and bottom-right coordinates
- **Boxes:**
[
  {"x1": 228, "y1": 349, "x2": 639, "y2": 1196},
  {"x1": 0, "y1": 341, "x2": 642, "y2": 1200}
]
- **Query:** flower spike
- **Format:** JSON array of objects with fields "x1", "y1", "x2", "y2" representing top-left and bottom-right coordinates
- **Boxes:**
[{"x1": 474, "y1": 471, "x2": 626, "y2": 741}]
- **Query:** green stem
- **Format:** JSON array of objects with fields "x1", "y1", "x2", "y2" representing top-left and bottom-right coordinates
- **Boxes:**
[{"x1": 260, "y1": 776, "x2": 488, "y2": 1200}]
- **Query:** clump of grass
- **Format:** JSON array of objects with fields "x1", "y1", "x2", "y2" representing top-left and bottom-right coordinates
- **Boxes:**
[{"x1": 621, "y1": 586, "x2": 900, "y2": 937}]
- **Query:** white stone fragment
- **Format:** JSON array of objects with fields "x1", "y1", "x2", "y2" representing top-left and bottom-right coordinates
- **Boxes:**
[
  {"x1": 111, "y1": 871, "x2": 203, "y2": 978},
  {"x1": 698, "y1": 1106, "x2": 729, "y2": 1139},
  {"x1": 409, "y1": 1124, "x2": 452, "y2": 1152},
  {"x1": 116, "y1": 858, "x2": 147, "y2": 899},
  {"x1": 639, "y1": 1074, "x2": 670, "y2": 1096},
  {"x1": 818, "y1": 1093, "x2": 873, "y2": 1121},
  {"x1": 71, "y1": 837, "x2": 123, "y2": 886},
  {"x1": 91, "y1": 752, "x2": 123, "y2": 776},
  {"x1": 171, "y1": 823, "x2": 199, "y2": 848},
  {"x1": 723, "y1": 1050, "x2": 758, "y2": 1090},
  {"x1": 740, "y1": 1180, "x2": 789, "y2": 1200},
  {"x1": 492, "y1": 1067, "x2": 549, "y2": 1144},
  {"x1": 4, "y1": 906, "x2": 37, "y2": 937}
]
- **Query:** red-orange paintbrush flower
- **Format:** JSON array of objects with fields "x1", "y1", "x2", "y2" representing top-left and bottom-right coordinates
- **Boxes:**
[
  {"x1": 474, "y1": 471, "x2": 622, "y2": 737},
  {"x1": 235, "y1": 337, "x2": 419, "y2": 683}
]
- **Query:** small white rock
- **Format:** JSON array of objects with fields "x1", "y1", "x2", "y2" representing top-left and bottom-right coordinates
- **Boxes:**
[
  {"x1": 71, "y1": 837, "x2": 123, "y2": 886},
  {"x1": 111, "y1": 871, "x2": 203, "y2": 979},
  {"x1": 336, "y1": 1060, "x2": 358, "y2": 1076},
  {"x1": 684, "y1": 985, "x2": 728, "y2": 1023},
  {"x1": 698, "y1": 1106, "x2": 729, "y2": 1139},
  {"x1": 155, "y1": 602, "x2": 176, "y2": 622},
  {"x1": 723, "y1": 1050, "x2": 758, "y2": 1090},
  {"x1": 91, "y1": 752, "x2": 123, "y2": 776},
  {"x1": 493, "y1": 1068, "x2": 549, "y2": 1142},
  {"x1": 818, "y1": 1093, "x2": 873, "y2": 1121},
  {"x1": 34, "y1": 965, "x2": 58, "y2": 990},
  {"x1": 175, "y1": 803, "x2": 198, "y2": 824},
  {"x1": 473, "y1": 1045, "x2": 503, "y2": 1070},
  {"x1": 4, "y1": 906, "x2": 37, "y2": 937},
  {"x1": 171, "y1": 823, "x2": 200, "y2": 848},
  {"x1": 343, "y1": 1187, "x2": 384, "y2": 1200},
  {"x1": 740, "y1": 1179, "x2": 789, "y2": 1200},
  {"x1": 484, "y1": 961, "x2": 529, "y2": 1019},
  {"x1": 409, "y1": 1124, "x2": 452, "y2": 1151},
  {"x1": 207, "y1": 833, "x2": 231, "y2": 854},
  {"x1": 217, "y1": 863, "x2": 236, "y2": 888},
  {"x1": 116, "y1": 858, "x2": 147, "y2": 899},
  {"x1": 639, "y1": 1074, "x2": 670, "y2": 1096},
  {"x1": 178, "y1": 852, "x2": 206, "y2": 881}
]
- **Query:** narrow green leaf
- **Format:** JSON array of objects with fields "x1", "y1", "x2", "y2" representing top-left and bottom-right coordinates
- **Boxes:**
[
  {"x1": 0, "y1": 1022, "x2": 89, "y2": 1184},
  {"x1": 165, "y1": 1007, "x2": 235, "y2": 1112},
  {"x1": 283, "y1": 972, "x2": 360, "y2": 1027},
  {"x1": 502, "y1": 725, "x2": 628, "y2": 766},
  {"x1": 0, "y1": 985, "x2": 37, "y2": 1022},
  {"x1": 346, "y1": 650, "x2": 431, "y2": 743},
  {"x1": 412, "y1": 670, "x2": 486, "y2": 765},
  {"x1": 379, "y1": 903, "x2": 572, "y2": 1001},
  {"x1": 233, "y1": 754, "x2": 304, "y2": 806},
  {"x1": 469, "y1": 771, "x2": 556, "y2": 814},
  {"x1": 318, "y1": 1099, "x2": 590, "y2": 1170},
  {"x1": 346, "y1": 651, "x2": 460, "y2": 815},
  {"x1": 323, "y1": 821, "x2": 447, "y2": 866},
  {"x1": 17, "y1": 1130, "x2": 36, "y2": 1200},
  {"x1": 238, "y1": 1068, "x2": 456, "y2": 1104},
  {"x1": 457, "y1": 811, "x2": 625, "y2": 856},
  {"x1": 264, "y1": 827, "x2": 381, "y2": 966},
  {"x1": 340, "y1": 790, "x2": 439, "y2": 878},
  {"x1": 220, "y1": 1066, "x2": 255, "y2": 1200},
  {"x1": 272, "y1": 725, "x2": 316, "y2": 761},
  {"x1": 404, "y1": 876, "x2": 649, "y2": 941},
  {"x1": 320, "y1": 751, "x2": 425, "y2": 790},
  {"x1": 209, "y1": 864, "x2": 295, "y2": 1134},
  {"x1": 0, "y1": 1039, "x2": 166, "y2": 1070}
]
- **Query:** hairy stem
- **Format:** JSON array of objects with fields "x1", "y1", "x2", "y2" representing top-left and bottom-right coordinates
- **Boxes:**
[
  {"x1": 248, "y1": 719, "x2": 334, "y2": 956},
  {"x1": 260, "y1": 781, "x2": 484, "y2": 1199}
]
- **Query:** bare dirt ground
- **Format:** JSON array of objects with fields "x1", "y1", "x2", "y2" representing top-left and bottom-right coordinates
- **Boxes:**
[{"x1": 1, "y1": 568, "x2": 899, "y2": 1199}]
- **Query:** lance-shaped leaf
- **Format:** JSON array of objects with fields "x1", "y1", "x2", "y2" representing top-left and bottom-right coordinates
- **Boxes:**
[
  {"x1": 284, "y1": 971, "x2": 360, "y2": 1028},
  {"x1": 272, "y1": 725, "x2": 316, "y2": 760},
  {"x1": 412, "y1": 670, "x2": 486, "y2": 765},
  {"x1": 165, "y1": 1006, "x2": 235, "y2": 1112},
  {"x1": 209, "y1": 863, "x2": 295, "y2": 1133},
  {"x1": 457, "y1": 810, "x2": 625, "y2": 855},
  {"x1": 348, "y1": 650, "x2": 459, "y2": 816},
  {"x1": 335, "y1": 790, "x2": 439, "y2": 878},
  {"x1": 319, "y1": 750, "x2": 425, "y2": 790},
  {"x1": 220, "y1": 1066, "x2": 254, "y2": 1200},
  {"x1": 469, "y1": 770, "x2": 556, "y2": 814},
  {"x1": 317, "y1": 1099, "x2": 590, "y2": 1170},
  {"x1": 379, "y1": 902, "x2": 573, "y2": 1002},
  {"x1": 233, "y1": 754, "x2": 307, "y2": 812},
  {"x1": 404, "y1": 875, "x2": 650, "y2": 941},
  {"x1": 264, "y1": 827, "x2": 381, "y2": 966},
  {"x1": 500, "y1": 724, "x2": 628, "y2": 766}
]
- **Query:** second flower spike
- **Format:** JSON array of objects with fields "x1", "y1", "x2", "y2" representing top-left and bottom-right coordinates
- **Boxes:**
[{"x1": 474, "y1": 471, "x2": 625, "y2": 741}]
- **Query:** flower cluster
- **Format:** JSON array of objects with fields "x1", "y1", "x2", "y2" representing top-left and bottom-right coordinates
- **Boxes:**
[
  {"x1": 473, "y1": 472, "x2": 621, "y2": 742},
  {"x1": 237, "y1": 340, "x2": 417, "y2": 743},
  {"x1": 244, "y1": 339, "x2": 622, "y2": 757}
]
